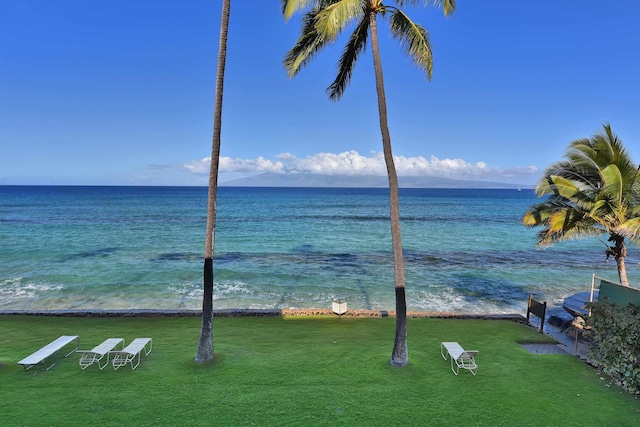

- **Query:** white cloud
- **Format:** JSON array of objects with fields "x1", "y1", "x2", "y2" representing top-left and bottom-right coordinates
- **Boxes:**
[
  {"x1": 279, "y1": 150, "x2": 385, "y2": 175},
  {"x1": 182, "y1": 151, "x2": 539, "y2": 183},
  {"x1": 220, "y1": 156, "x2": 285, "y2": 173},
  {"x1": 182, "y1": 159, "x2": 210, "y2": 175},
  {"x1": 183, "y1": 156, "x2": 284, "y2": 175}
]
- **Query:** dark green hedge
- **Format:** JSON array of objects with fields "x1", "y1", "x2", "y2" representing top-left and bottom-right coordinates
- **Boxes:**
[{"x1": 586, "y1": 299, "x2": 640, "y2": 395}]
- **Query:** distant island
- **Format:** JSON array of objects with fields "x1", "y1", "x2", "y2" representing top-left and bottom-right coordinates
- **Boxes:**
[{"x1": 220, "y1": 173, "x2": 533, "y2": 189}]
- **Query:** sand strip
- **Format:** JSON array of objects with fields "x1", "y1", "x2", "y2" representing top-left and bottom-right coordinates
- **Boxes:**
[{"x1": 0, "y1": 308, "x2": 526, "y2": 321}]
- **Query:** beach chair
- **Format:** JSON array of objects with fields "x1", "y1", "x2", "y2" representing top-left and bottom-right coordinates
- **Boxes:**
[
  {"x1": 77, "y1": 338, "x2": 124, "y2": 370},
  {"x1": 111, "y1": 338, "x2": 153, "y2": 370},
  {"x1": 440, "y1": 342, "x2": 479, "y2": 376},
  {"x1": 18, "y1": 335, "x2": 80, "y2": 371}
]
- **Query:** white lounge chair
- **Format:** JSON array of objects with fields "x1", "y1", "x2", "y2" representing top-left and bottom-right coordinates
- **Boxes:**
[
  {"x1": 111, "y1": 338, "x2": 153, "y2": 370},
  {"x1": 440, "y1": 341, "x2": 478, "y2": 376},
  {"x1": 18, "y1": 335, "x2": 80, "y2": 371},
  {"x1": 77, "y1": 338, "x2": 124, "y2": 370}
]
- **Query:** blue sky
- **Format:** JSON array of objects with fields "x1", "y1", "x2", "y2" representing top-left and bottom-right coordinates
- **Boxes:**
[{"x1": 2, "y1": 1, "x2": 639, "y2": 186}]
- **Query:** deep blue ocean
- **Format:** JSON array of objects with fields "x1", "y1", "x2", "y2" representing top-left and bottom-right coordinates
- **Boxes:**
[{"x1": 1, "y1": 186, "x2": 637, "y2": 315}]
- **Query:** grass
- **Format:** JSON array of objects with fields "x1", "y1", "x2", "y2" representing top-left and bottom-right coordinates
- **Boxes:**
[{"x1": 0, "y1": 315, "x2": 638, "y2": 426}]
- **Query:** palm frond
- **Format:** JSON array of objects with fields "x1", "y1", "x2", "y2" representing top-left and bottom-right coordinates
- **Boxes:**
[
  {"x1": 314, "y1": 0, "x2": 362, "y2": 40},
  {"x1": 524, "y1": 197, "x2": 580, "y2": 227},
  {"x1": 601, "y1": 125, "x2": 638, "y2": 182},
  {"x1": 557, "y1": 225, "x2": 603, "y2": 241},
  {"x1": 617, "y1": 217, "x2": 640, "y2": 240},
  {"x1": 600, "y1": 164, "x2": 623, "y2": 205},
  {"x1": 539, "y1": 176, "x2": 598, "y2": 216},
  {"x1": 283, "y1": 10, "x2": 332, "y2": 77},
  {"x1": 388, "y1": 9, "x2": 432, "y2": 79},
  {"x1": 541, "y1": 158, "x2": 600, "y2": 191},
  {"x1": 534, "y1": 176, "x2": 557, "y2": 197},
  {"x1": 282, "y1": 0, "x2": 316, "y2": 20},
  {"x1": 282, "y1": 0, "x2": 340, "y2": 20},
  {"x1": 591, "y1": 199, "x2": 623, "y2": 231},
  {"x1": 523, "y1": 201, "x2": 557, "y2": 227},
  {"x1": 327, "y1": 14, "x2": 370, "y2": 100},
  {"x1": 539, "y1": 209, "x2": 601, "y2": 244},
  {"x1": 568, "y1": 138, "x2": 599, "y2": 164},
  {"x1": 547, "y1": 175, "x2": 580, "y2": 200}
]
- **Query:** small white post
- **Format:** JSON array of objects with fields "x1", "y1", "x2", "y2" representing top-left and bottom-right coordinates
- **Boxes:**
[{"x1": 332, "y1": 298, "x2": 348, "y2": 318}]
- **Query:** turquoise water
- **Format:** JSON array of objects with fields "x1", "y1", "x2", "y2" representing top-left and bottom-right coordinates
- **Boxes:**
[{"x1": 1, "y1": 186, "x2": 637, "y2": 314}]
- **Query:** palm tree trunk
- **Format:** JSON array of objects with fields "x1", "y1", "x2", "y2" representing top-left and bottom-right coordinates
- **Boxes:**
[
  {"x1": 369, "y1": 11, "x2": 408, "y2": 367},
  {"x1": 196, "y1": 0, "x2": 230, "y2": 362},
  {"x1": 616, "y1": 257, "x2": 629, "y2": 287},
  {"x1": 613, "y1": 238, "x2": 629, "y2": 287}
]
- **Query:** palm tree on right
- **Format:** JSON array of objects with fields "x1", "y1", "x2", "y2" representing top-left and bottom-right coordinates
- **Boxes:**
[{"x1": 523, "y1": 124, "x2": 640, "y2": 287}]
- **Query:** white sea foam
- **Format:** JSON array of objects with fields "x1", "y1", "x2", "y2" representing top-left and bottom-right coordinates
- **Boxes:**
[
  {"x1": 0, "y1": 278, "x2": 64, "y2": 306},
  {"x1": 168, "y1": 280, "x2": 255, "y2": 305},
  {"x1": 410, "y1": 288, "x2": 469, "y2": 312},
  {"x1": 215, "y1": 280, "x2": 252, "y2": 296},
  {"x1": 168, "y1": 282, "x2": 202, "y2": 300}
]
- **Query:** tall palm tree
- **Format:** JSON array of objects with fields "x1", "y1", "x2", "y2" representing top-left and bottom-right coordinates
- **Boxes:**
[
  {"x1": 196, "y1": 0, "x2": 231, "y2": 362},
  {"x1": 523, "y1": 124, "x2": 640, "y2": 287},
  {"x1": 282, "y1": 0, "x2": 456, "y2": 366}
]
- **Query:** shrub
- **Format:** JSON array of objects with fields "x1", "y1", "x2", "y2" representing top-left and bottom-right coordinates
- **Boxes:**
[{"x1": 585, "y1": 299, "x2": 640, "y2": 395}]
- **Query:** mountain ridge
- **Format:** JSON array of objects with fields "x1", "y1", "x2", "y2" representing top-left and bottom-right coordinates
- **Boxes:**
[{"x1": 220, "y1": 173, "x2": 532, "y2": 189}]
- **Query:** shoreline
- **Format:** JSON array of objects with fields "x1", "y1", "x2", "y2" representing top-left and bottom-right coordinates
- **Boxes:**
[{"x1": 0, "y1": 308, "x2": 526, "y2": 322}]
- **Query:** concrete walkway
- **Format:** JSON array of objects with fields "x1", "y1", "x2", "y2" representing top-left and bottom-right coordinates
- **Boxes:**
[
  {"x1": 524, "y1": 318, "x2": 591, "y2": 361},
  {"x1": 520, "y1": 342, "x2": 568, "y2": 354}
]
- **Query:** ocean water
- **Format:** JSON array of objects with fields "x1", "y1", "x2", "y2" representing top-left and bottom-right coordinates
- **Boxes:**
[{"x1": 1, "y1": 185, "x2": 638, "y2": 315}]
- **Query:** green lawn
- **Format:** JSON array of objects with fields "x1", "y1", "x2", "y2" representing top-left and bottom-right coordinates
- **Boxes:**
[{"x1": 0, "y1": 315, "x2": 638, "y2": 426}]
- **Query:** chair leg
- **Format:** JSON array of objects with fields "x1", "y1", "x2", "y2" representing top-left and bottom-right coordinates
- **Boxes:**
[
  {"x1": 131, "y1": 353, "x2": 141, "y2": 370},
  {"x1": 98, "y1": 354, "x2": 109, "y2": 370}
]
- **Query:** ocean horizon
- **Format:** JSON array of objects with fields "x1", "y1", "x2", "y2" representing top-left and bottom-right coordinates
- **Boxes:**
[{"x1": 1, "y1": 185, "x2": 637, "y2": 318}]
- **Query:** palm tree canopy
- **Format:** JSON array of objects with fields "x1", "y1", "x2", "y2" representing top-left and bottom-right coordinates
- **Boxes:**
[
  {"x1": 282, "y1": 0, "x2": 456, "y2": 19},
  {"x1": 523, "y1": 124, "x2": 640, "y2": 245},
  {"x1": 282, "y1": 0, "x2": 455, "y2": 100}
]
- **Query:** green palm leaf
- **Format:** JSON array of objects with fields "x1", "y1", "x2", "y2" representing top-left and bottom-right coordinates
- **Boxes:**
[
  {"x1": 282, "y1": 0, "x2": 316, "y2": 20},
  {"x1": 314, "y1": 0, "x2": 362, "y2": 40},
  {"x1": 600, "y1": 164, "x2": 623, "y2": 205},
  {"x1": 618, "y1": 217, "x2": 640, "y2": 239},
  {"x1": 327, "y1": 15, "x2": 370, "y2": 100},
  {"x1": 282, "y1": 0, "x2": 341, "y2": 20},
  {"x1": 389, "y1": 9, "x2": 432, "y2": 79},
  {"x1": 284, "y1": 10, "x2": 331, "y2": 77},
  {"x1": 547, "y1": 175, "x2": 581, "y2": 200}
]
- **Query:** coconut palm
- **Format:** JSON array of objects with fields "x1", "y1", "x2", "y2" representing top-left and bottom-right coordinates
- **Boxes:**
[
  {"x1": 195, "y1": 0, "x2": 231, "y2": 362},
  {"x1": 282, "y1": 0, "x2": 456, "y2": 366},
  {"x1": 523, "y1": 124, "x2": 640, "y2": 287}
]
